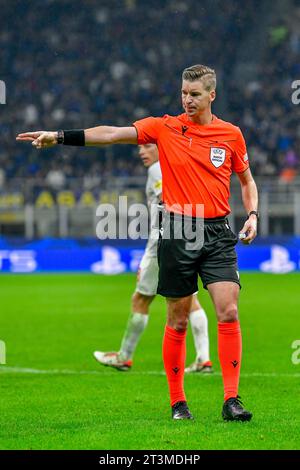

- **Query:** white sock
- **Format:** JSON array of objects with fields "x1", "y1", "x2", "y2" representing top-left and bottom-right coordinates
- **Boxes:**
[
  {"x1": 119, "y1": 312, "x2": 149, "y2": 361},
  {"x1": 189, "y1": 308, "x2": 210, "y2": 363}
]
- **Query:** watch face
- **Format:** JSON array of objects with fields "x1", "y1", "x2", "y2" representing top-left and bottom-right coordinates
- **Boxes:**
[{"x1": 57, "y1": 130, "x2": 64, "y2": 144}]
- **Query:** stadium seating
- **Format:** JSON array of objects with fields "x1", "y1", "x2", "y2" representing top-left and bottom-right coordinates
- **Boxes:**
[{"x1": 3, "y1": 0, "x2": 298, "y2": 186}]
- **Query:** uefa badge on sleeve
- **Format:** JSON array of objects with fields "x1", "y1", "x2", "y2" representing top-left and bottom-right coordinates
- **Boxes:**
[{"x1": 210, "y1": 147, "x2": 226, "y2": 168}]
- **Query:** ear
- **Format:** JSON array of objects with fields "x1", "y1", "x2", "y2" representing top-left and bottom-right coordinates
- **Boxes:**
[{"x1": 210, "y1": 90, "x2": 216, "y2": 103}]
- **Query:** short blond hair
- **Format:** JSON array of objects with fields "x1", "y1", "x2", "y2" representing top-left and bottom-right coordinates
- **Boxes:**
[{"x1": 182, "y1": 64, "x2": 216, "y2": 91}]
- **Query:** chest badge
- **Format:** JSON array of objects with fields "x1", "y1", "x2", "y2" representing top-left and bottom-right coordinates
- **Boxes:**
[{"x1": 210, "y1": 147, "x2": 226, "y2": 168}]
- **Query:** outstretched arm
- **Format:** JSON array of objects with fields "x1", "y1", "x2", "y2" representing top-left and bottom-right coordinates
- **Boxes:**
[
  {"x1": 85, "y1": 126, "x2": 138, "y2": 145},
  {"x1": 16, "y1": 126, "x2": 138, "y2": 148},
  {"x1": 237, "y1": 168, "x2": 259, "y2": 244}
]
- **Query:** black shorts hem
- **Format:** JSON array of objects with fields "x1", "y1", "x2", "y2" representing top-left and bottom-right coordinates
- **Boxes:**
[
  {"x1": 157, "y1": 287, "x2": 198, "y2": 298},
  {"x1": 203, "y1": 278, "x2": 241, "y2": 290}
]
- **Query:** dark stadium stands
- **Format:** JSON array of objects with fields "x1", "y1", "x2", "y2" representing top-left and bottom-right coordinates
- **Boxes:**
[{"x1": 1, "y1": 0, "x2": 299, "y2": 186}]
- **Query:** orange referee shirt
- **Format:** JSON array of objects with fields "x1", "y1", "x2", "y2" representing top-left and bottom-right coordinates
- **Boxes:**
[{"x1": 133, "y1": 113, "x2": 249, "y2": 218}]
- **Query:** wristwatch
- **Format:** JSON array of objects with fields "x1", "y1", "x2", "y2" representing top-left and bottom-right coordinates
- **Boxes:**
[
  {"x1": 248, "y1": 210, "x2": 259, "y2": 219},
  {"x1": 57, "y1": 130, "x2": 64, "y2": 144}
]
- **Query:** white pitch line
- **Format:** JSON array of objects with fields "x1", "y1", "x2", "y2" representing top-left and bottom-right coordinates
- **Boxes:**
[
  {"x1": 0, "y1": 366, "x2": 165, "y2": 376},
  {"x1": 0, "y1": 366, "x2": 300, "y2": 378}
]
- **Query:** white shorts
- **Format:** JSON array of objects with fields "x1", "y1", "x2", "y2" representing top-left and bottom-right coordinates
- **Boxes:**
[{"x1": 135, "y1": 252, "x2": 159, "y2": 296}]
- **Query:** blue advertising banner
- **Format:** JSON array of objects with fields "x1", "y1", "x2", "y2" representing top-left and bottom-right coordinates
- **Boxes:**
[{"x1": 0, "y1": 237, "x2": 299, "y2": 274}]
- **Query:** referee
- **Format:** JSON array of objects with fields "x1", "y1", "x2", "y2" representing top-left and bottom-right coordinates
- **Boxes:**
[{"x1": 17, "y1": 64, "x2": 258, "y2": 422}]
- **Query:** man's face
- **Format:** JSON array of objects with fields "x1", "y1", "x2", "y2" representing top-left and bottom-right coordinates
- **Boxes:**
[
  {"x1": 138, "y1": 144, "x2": 159, "y2": 167},
  {"x1": 181, "y1": 79, "x2": 215, "y2": 118}
]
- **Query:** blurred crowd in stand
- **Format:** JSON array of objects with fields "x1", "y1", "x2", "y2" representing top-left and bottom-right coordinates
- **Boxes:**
[{"x1": 0, "y1": 0, "x2": 299, "y2": 192}]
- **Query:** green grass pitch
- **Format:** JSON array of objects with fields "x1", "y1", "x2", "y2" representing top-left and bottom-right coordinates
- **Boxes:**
[{"x1": 0, "y1": 273, "x2": 299, "y2": 450}]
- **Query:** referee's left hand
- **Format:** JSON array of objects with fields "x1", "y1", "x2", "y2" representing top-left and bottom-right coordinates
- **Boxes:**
[{"x1": 238, "y1": 215, "x2": 257, "y2": 245}]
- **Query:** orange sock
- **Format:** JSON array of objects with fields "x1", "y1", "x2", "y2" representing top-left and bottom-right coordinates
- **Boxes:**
[
  {"x1": 163, "y1": 325, "x2": 186, "y2": 406},
  {"x1": 218, "y1": 321, "x2": 242, "y2": 401}
]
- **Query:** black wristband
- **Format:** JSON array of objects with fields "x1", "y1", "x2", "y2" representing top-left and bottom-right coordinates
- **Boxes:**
[
  {"x1": 63, "y1": 129, "x2": 85, "y2": 146},
  {"x1": 248, "y1": 210, "x2": 259, "y2": 219}
]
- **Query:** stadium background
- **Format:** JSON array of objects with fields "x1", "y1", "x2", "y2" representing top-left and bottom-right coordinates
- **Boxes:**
[{"x1": 0, "y1": 0, "x2": 299, "y2": 451}]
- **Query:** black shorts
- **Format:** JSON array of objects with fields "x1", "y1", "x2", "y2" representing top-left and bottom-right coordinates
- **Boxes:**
[{"x1": 157, "y1": 212, "x2": 240, "y2": 298}]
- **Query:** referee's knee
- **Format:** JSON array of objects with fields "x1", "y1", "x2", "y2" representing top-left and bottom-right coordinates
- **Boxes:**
[
  {"x1": 217, "y1": 305, "x2": 239, "y2": 323},
  {"x1": 167, "y1": 297, "x2": 191, "y2": 331},
  {"x1": 169, "y1": 317, "x2": 189, "y2": 331}
]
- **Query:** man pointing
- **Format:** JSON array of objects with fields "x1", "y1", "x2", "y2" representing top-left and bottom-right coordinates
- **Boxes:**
[{"x1": 17, "y1": 64, "x2": 258, "y2": 421}]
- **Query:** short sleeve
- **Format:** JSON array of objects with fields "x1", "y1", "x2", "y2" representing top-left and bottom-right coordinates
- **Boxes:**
[
  {"x1": 133, "y1": 117, "x2": 162, "y2": 144},
  {"x1": 232, "y1": 128, "x2": 250, "y2": 173}
]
